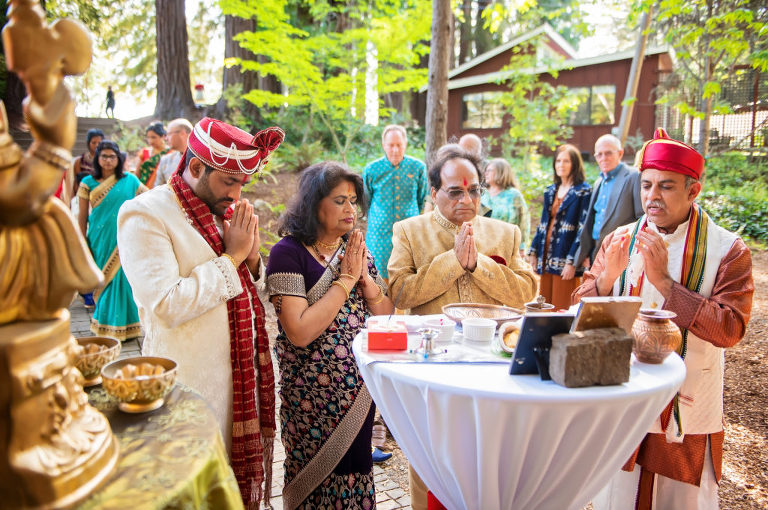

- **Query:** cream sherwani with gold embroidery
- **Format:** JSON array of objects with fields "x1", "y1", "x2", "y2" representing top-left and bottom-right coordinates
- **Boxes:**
[{"x1": 387, "y1": 208, "x2": 537, "y2": 314}]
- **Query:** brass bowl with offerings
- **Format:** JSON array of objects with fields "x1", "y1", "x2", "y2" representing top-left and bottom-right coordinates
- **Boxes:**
[
  {"x1": 101, "y1": 356, "x2": 177, "y2": 413},
  {"x1": 74, "y1": 336, "x2": 121, "y2": 386}
]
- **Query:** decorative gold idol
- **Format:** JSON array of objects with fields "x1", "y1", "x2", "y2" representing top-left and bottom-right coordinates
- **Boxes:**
[{"x1": 0, "y1": 1, "x2": 119, "y2": 507}]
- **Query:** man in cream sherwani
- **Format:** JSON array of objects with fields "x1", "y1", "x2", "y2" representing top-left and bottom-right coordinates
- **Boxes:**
[
  {"x1": 387, "y1": 145, "x2": 537, "y2": 509},
  {"x1": 117, "y1": 117, "x2": 285, "y2": 507},
  {"x1": 574, "y1": 129, "x2": 754, "y2": 510}
]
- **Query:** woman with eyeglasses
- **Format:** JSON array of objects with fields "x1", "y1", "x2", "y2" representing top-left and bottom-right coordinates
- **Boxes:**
[
  {"x1": 527, "y1": 144, "x2": 592, "y2": 310},
  {"x1": 78, "y1": 140, "x2": 148, "y2": 340},
  {"x1": 265, "y1": 161, "x2": 393, "y2": 509},
  {"x1": 136, "y1": 121, "x2": 169, "y2": 187},
  {"x1": 481, "y1": 158, "x2": 531, "y2": 253}
]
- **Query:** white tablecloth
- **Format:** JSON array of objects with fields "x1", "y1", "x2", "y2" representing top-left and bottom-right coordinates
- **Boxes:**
[{"x1": 353, "y1": 334, "x2": 686, "y2": 510}]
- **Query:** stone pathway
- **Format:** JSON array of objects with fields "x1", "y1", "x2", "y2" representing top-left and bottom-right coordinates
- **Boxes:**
[{"x1": 69, "y1": 297, "x2": 411, "y2": 509}]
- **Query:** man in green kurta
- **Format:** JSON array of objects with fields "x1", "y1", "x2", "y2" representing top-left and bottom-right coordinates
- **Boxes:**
[{"x1": 363, "y1": 125, "x2": 427, "y2": 280}]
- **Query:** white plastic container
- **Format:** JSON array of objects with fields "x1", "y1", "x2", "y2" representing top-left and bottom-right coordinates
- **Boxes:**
[{"x1": 461, "y1": 317, "x2": 496, "y2": 343}]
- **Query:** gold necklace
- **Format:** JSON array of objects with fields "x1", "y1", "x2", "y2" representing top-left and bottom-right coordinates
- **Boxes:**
[
  {"x1": 315, "y1": 238, "x2": 341, "y2": 250},
  {"x1": 311, "y1": 243, "x2": 340, "y2": 277}
]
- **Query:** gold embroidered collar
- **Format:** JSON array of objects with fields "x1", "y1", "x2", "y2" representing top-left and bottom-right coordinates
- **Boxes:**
[{"x1": 433, "y1": 208, "x2": 464, "y2": 234}]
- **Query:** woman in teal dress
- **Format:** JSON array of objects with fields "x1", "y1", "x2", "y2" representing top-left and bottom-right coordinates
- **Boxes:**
[
  {"x1": 481, "y1": 158, "x2": 531, "y2": 251},
  {"x1": 78, "y1": 140, "x2": 147, "y2": 340}
]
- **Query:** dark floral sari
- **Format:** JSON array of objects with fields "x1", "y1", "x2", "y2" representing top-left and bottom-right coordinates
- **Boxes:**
[{"x1": 266, "y1": 236, "x2": 386, "y2": 510}]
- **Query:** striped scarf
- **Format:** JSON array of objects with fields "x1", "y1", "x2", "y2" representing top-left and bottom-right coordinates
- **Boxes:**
[
  {"x1": 619, "y1": 203, "x2": 708, "y2": 437},
  {"x1": 169, "y1": 173, "x2": 275, "y2": 509}
]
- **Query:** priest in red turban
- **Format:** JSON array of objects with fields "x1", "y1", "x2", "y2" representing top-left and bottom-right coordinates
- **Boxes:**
[
  {"x1": 117, "y1": 117, "x2": 284, "y2": 509},
  {"x1": 574, "y1": 129, "x2": 754, "y2": 509}
]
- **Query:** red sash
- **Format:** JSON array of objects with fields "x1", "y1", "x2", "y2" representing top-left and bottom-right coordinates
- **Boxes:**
[{"x1": 169, "y1": 173, "x2": 275, "y2": 509}]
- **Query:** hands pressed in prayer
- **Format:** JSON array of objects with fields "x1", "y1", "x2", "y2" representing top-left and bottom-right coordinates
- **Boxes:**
[
  {"x1": 245, "y1": 212, "x2": 262, "y2": 275},
  {"x1": 595, "y1": 228, "x2": 630, "y2": 295},
  {"x1": 340, "y1": 229, "x2": 366, "y2": 284},
  {"x1": 454, "y1": 222, "x2": 478, "y2": 272},
  {"x1": 223, "y1": 199, "x2": 256, "y2": 266},
  {"x1": 635, "y1": 229, "x2": 674, "y2": 298}
]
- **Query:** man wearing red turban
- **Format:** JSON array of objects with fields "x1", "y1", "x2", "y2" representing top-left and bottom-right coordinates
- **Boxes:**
[
  {"x1": 574, "y1": 129, "x2": 754, "y2": 509},
  {"x1": 117, "y1": 117, "x2": 284, "y2": 509}
]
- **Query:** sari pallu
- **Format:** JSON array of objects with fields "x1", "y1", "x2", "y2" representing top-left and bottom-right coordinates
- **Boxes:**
[
  {"x1": 137, "y1": 147, "x2": 169, "y2": 187},
  {"x1": 78, "y1": 173, "x2": 145, "y2": 340},
  {"x1": 266, "y1": 236, "x2": 385, "y2": 510}
]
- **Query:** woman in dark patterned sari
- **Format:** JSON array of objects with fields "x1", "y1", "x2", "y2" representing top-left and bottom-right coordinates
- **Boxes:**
[{"x1": 266, "y1": 161, "x2": 394, "y2": 509}]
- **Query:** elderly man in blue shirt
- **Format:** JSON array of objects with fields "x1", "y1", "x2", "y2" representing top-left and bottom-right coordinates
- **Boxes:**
[{"x1": 573, "y1": 134, "x2": 643, "y2": 269}]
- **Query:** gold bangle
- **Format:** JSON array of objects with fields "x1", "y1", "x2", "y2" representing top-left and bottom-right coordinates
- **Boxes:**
[
  {"x1": 332, "y1": 279, "x2": 350, "y2": 299},
  {"x1": 339, "y1": 273, "x2": 356, "y2": 281},
  {"x1": 367, "y1": 285, "x2": 385, "y2": 305},
  {"x1": 221, "y1": 253, "x2": 238, "y2": 268}
]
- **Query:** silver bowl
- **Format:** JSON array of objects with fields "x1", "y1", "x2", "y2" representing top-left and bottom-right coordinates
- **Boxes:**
[{"x1": 442, "y1": 303, "x2": 523, "y2": 328}]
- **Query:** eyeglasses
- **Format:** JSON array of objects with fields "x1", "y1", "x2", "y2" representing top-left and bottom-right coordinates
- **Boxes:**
[
  {"x1": 99, "y1": 154, "x2": 118, "y2": 160},
  {"x1": 439, "y1": 186, "x2": 484, "y2": 201},
  {"x1": 594, "y1": 150, "x2": 616, "y2": 159}
]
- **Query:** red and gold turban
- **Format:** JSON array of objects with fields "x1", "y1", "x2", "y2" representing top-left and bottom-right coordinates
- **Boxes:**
[
  {"x1": 637, "y1": 128, "x2": 704, "y2": 180},
  {"x1": 187, "y1": 117, "x2": 285, "y2": 175}
]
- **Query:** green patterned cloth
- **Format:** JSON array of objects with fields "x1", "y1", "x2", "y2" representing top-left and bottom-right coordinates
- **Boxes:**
[{"x1": 77, "y1": 384, "x2": 243, "y2": 510}]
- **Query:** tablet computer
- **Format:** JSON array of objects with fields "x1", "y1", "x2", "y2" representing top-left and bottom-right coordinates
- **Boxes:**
[{"x1": 509, "y1": 313, "x2": 575, "y2": 379}]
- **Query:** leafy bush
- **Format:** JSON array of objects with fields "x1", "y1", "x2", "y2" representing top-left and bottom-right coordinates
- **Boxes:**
[
  {"x1": 271, "y1": 140, "x2": 326, "y2": 173},
  {"x1": 698, "y1": 152, "x2": 768, "y2": 242},
  {"x1": 699, "y1": 186, "x2": 768, "y2": 241}
]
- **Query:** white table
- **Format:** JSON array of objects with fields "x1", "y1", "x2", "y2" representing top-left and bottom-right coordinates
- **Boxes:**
[{"x1": 353, "y1": 334, "x2": 686, "y2": 510}]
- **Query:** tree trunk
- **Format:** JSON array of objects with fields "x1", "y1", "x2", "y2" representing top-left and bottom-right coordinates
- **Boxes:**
[
  {"x1": 425, "y1": 0, "x2": 452, "y2": 167},
  {"x1": 473, "y1": 0, "x2": 494, "y2": 56},
  {"x1": 216, "y1": 13, "x2": 264, "y2": 124},
  {"x1": 154, "y1": 0, "x2": 196, "y2": 120},
  {"x1": 698, "y1": 55, "x2": 713, "y2": 156},
  {"x1": 458, "y1": 0, "x2": 472, "y2": 64}
]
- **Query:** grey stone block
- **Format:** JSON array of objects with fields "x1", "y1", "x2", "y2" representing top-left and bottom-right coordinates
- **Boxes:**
[{"x1": 549, "y1": 327, "x2": 632, "y2": 388}]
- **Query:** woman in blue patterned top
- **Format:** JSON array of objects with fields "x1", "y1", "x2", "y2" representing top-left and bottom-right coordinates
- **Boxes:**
[
  {"x1": 527, "y1": 144, "x2": 592, "y2": 309},
  {"x1": 363, "y1": 125, "x2": 428, "y2": 280},
  {"x1": 480, "y1": 158, "x2": 531, "y2": 251}
]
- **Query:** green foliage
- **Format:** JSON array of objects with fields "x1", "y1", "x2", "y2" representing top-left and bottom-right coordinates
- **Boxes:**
[
  {"x1": 220, "y1": 0, "x2": 431, "y2": 162},
  {"x1": 493, "y1": 41, "x2": 574, "y2": 160},
  {"x1": 272, "y1": 140, "x2": 326, "y2": 173},
  {"x1": 110, "y1": 122, "x2": 146, "y2": 154},
  {"x1": 98, "y1": 0, "x2": 157, "y2": 98},
  {"x1": 699, "y1": 187, "x2": 768, "y2": 241},
  {"x1": 636, "y1": 0, "x2": 768, "y2": 153},
  {"x1": 697, "y1": 152, "x2": 768, "y2": 241}
]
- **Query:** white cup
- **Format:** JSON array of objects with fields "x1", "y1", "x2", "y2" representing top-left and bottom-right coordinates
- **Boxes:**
[
  {"x1": 422, "y1": 318, "x2": 456, "y2": 343},
  {"x1": 461, "y1": 318, "x2": 497, "y2": 343}
]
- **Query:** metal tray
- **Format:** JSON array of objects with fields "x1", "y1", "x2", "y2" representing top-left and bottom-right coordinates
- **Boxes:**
[{"x1": 442, "y1": 303, "x2": 523, "y2": 328}]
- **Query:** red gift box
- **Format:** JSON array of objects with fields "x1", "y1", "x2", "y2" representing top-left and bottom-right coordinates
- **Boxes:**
[{"x1": 367, "y1": 321, "x2": 408, "y2": 350}]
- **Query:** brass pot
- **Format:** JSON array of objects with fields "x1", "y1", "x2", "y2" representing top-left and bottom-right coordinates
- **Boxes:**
[{"x1": 631, "y1": 309, "x2": 682, "y2": 364}]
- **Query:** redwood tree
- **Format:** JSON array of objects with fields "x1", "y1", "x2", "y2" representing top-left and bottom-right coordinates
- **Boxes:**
[
  {"x1": 425, "y1": 0, "x2": 452, "y2": 166},
  {"x1": 154, "y1": 0, "x2": 196, "y2": 119}
]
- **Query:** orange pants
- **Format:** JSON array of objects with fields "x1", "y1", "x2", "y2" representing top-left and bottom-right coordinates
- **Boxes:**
[{"x1": 539, "y1": 272, "x2": 581, "y2": 310}]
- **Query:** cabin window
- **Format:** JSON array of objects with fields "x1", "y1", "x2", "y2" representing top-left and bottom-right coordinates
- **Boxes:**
[
  {"x1": 568, "y1": 85, "x2": 616, "y2": 125},
  {"x1": 461, "y1": 92, "x2": 503, "y2": 129}
]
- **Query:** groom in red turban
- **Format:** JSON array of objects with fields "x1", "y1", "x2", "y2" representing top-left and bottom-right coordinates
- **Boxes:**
[
  {"x1": 573, "y1": 129, "x2": 754, "y2": 509},
  {"x1": 117, "y1": 118, "x2": 284, "y2": 509}
]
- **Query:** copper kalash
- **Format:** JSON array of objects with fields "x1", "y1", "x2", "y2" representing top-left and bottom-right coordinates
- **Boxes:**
[{"x1": 0, "y1": 1, "x2": 119, "y2": 507}]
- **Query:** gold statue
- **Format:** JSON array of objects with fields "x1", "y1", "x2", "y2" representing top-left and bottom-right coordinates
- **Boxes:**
[{"x1": 0, "y1": 1, "x2": 118, "y2": 507}]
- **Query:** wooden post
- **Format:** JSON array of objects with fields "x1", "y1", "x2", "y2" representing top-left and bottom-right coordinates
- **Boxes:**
[{"x1": 617, "y1": 6, "x2": 653, "y2": 145}]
